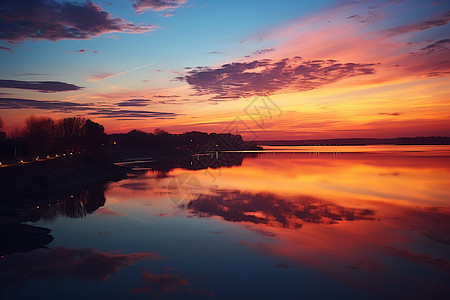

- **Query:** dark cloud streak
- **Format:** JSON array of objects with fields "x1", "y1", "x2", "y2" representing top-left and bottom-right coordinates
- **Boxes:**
[
  {"x1": 420, "y1": 38, "x2": 450, "y2": 54},
  {"x1": 383, "y1": 10, "x2": 450, "y2": 37},
  {"x1": 0, "y1": 46, "x2": 12, "y2": 51},
  {"x1": 0, "y1": 97, "x2": 180, "y2": 119},
  {"x1": 0, "y1": 79, "x2": 83, "y2": 93},
  {"x1": 117, "y1": 99, "x2": 152, "y2": 107}
]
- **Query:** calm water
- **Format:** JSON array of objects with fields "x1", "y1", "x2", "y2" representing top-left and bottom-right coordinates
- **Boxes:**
[{"x1": 1, "y1": 145, "x2": 450, "y2": 299}]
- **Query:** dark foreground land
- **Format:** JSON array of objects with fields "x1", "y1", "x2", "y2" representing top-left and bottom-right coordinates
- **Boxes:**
[
  {"x1": 0, "y1": 156, "x2": 128, "y2": 256},
  {"x1": 0, "y1": 149, "x2": 257, "y2": 256}
]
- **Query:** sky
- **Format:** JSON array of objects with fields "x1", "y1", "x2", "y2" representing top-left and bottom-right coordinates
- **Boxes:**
[{"x1": 0, "y1": 0, "x2": 449, "y2": 140}]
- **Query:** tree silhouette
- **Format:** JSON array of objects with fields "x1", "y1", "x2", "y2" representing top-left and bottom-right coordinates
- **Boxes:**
[
  {"x1": 83, "y1": 119, "x2": 105, "y2": 153},
  {"x1": 57, "y1": 117, "x2": 86, "y2": 152},
  {"x1": 23, "y1": 116, "x2": 56, "y2": 155}
]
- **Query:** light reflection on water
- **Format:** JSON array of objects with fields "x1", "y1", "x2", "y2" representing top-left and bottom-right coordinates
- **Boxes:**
[{"x1": 1, "y1": 146, "x2": 449, "y2": 299}]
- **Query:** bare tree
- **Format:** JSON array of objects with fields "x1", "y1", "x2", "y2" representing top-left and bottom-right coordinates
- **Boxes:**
[
  {"x1": 56, "y1": 117, "x2": 86, "y2": 152},
  {"x1": 24, "y1": 116, "x2": 56, "y2": 155}
]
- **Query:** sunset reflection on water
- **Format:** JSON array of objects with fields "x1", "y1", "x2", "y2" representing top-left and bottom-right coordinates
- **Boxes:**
[{"x1": 2, "y1": 146, "x2": 449, "y2": 299}]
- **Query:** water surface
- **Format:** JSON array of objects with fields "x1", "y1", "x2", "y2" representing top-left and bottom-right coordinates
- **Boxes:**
[{"x1": 1, "y1": 146, "x2": 449, "y2": 299}]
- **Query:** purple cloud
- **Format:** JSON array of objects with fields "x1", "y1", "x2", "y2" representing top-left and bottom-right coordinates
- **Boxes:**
[
  {"x1": 0, "y1": 0, "x2": 155, "y2": 42},
  {"x1": 383, "y1": 10, "x2": 450, "y2": 37},
  {"x1": 154, "y1": 95, "x2": 180, "y2": 98},
  {"x1": 15, "y1": 73, "x2": 51, "y2": 76},
  {"x1": 420, "y1": 39, "x2": 450, "y2": 55},
  {"x1": 117, "y1": 99, "x2": 152, "y2": 107},
  {"x1": 178, "y1": 57, "x2": 376, "y2": 100},
  {"x1": 133, "y1": 0, "x2": 188, "y2": 13},
  {"x1": 87, "y1": 108, "x2": 178, "y2": 118},
  {"x1": 0, "y1": 98, "x2": 91, "y2": 111},
  {"x1": 248, "y1": 48, "x2": 275, "y2": 57},
  {"x1": 0, "y1": 79, "x2": 83, "y2": 93},
  {"x1": 77, "y1": 49, "x2": 86, "y2": 53},
  {"x1": 0, "y1": 46, "x2": 12, "y2": 51},
  {"x1": 0, "y1": 97, "x2": 180, "y2": 119}
]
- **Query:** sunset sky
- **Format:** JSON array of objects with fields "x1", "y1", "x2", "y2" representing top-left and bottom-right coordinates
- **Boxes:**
[{"x1": 0, "y1": 0, "x2": 449, "y2": 139}]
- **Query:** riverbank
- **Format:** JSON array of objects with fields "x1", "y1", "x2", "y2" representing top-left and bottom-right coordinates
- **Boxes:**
[
  {"x1": 0, "y1": 155, "x2": 129, "y2": 255},
  {"x1": 0, "y1": 155, "x2": 128, "y2": 223}
]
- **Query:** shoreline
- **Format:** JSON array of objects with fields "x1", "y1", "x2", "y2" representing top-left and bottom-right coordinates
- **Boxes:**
[{"x1": 0, "y1": 155, "x2": 129, "y2": 256}]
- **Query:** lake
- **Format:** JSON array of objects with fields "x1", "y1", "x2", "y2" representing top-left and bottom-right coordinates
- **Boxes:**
[{"x1": 1, "y1": 145, "x2": 449, "y2": 299}]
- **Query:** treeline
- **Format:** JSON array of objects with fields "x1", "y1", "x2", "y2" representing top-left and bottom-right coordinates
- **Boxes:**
[
  {"x1": 0, "y1": 116, "x2": 105, "y2": 159},
  {"x1": 108, "y1": 129, "x2": 261, "y2": 157},
  {"x1": 0, "y1": 116, "x2": 261, "y2": 160}
]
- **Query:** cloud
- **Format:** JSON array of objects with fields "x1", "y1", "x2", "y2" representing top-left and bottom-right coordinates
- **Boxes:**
[
  {"x1": 419, "y1": 38, "x2": 450, "y2": 55},
  {"x1": 378, "y1": 112, "x2": 401, "y2": 116},
  {"x1": 77, "y1": 49, "x2": 86, "y2": 53},
  {"x1": 154, "y1": 95, "x2": 180, "y2": 98},
  {"x1": 114, "y1": 96, "x2": 190, "y2": 106},
  {"x1": 346, "y1": 10, "x2": 385, "y2": 25},
  {"x1": 383, "y1": 10, "x2": 450, "y2": 37},
  {"x1": 15, "y1": 73, "x2": 51, "y2": 76},
  {"x1": 0, "y1": 97, "x2": 91, "y2": 111},
  {"x1": 245, "y1": 48, "x2": 276, "y2": 58},
  {"x1": 0, "y1": 79, "x2": 83, "y2": 93},
  {"x1": 0, "y1": 0, "x2": 156, "y2": 42},
  {"x1": 163, "y1": 13, "x2": 174, "y2": 17},
  {"x1": 0, "y1": 247, "x2": 161, "y2": 286},
  {"x1": 132, "y1": 0, "x2": 188, "y2": 13},
  {"x1": 117, "y1": 99, "x2": 152, "y2": 107},
  {"x1": 178, "y1": 57, "x2": 376, "y2": 100},
  {"x1": 0, "y1": 97, "x2": 180, "y2": 119},
  {"x1": 0, "y1": 46, "x2": 12, "y2": 51},
  {"x1": 87, "y1": 108, "x2": 178, "y2": 119}
]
